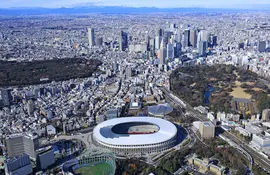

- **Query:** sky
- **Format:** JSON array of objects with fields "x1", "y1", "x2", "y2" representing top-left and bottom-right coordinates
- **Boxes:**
[{"x1": 0, "y1": 0, "x2": 270, "y2": 8}]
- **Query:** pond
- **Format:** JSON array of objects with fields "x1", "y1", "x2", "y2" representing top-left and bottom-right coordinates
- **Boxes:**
[{"x1": 204, "y1": 85, "x2": 215, "y2": 104}]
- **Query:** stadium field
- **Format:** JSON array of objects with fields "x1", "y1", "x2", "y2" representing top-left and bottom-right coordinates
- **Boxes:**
[{"x1": 74, "y1": 162, "x2": 112, "y2": 175}]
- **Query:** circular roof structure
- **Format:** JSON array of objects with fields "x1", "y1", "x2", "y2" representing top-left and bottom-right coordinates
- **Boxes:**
[
  {"x1": 148, "y1": 104, "x2": 173, "y2": 116},
  {"x1": 93, "y1": 117, "x2": 177, "y2": 146}
]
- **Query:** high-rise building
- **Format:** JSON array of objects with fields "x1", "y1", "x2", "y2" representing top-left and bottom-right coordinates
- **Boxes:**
[
  {"x1": 199, "y1": 122, "x2": 215, "y2": 139},
  {"x1": 258, "y1": 41, "x2": 266, "y2": 52},
  {"x1": 120, "y1": 31, "x2": 128, "y2": 51},
  {"x1": 88, "y1": 28, "x2": 95, "y2": 47},
  {"x1": 176, "y1": 29, "x2": 182, "y2": 43},
  {"x1": 6, "y1": 133, "x2": 39, "y2": 160},
  {"x1": 5, "y1": 154, "x2": 33, "y2": 175},
  {"x1": 183, "y1": 29, "x2": 190, "y2": 47},
  {"x1": 156, "y1": 28, "x2": 163, "y2": 37},
  {"x1": 189, "y1": 29, "x2": 197, "y2": 47},
  {"x1": 199, "y1": 41, "x2": 207, "y2": 57},
  {"x1": 167, "y1": 43, "x2": 174, "y2": 59},
  {"x1": 174, "y1": 42, "x2": 182, "y2": 58},
  {"x1": 262, "y1": 109, "x2": 270, "y2": 122},
  {"x1": 0, "y1": 89, "x2": 12, "y2": 107},
  {"x1": 163, "y1": 31, "x2": 173, "y2": 45},
  {"x1": 6, "y1": 134, "x2": 24, "y2": 158},
  {"x1": 27, "y1": 100, "x2": 34, "y2": 116},
  {"x1": 95, "y1": 37, "x2": 103, "y2": 46},
  {"x1": 159, "y1": 39, "x2": 167, "y2": 65},
  {"x1": 209, "y1": 35, "x2": 217, "y2": 47},
  {"x1": 149, "y1": 38, "x2": 155, "y2": 57},
  {"x1": 238, "y1": 42, "x2": 245, "y2": 50},
  {"x1": 36, "y1": 146, "x2": 55, "y2": 170},
  {"x1": 155, "y1": 36, "x2": 162, "y2": 50},
  {"x1": 197, "y1": 30, "x2": 208, "y2": 48}
]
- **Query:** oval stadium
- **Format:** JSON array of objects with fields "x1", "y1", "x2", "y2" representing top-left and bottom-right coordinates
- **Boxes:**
[{"x1": 92, "y1": 117, "x2": 178, "y2": 155}]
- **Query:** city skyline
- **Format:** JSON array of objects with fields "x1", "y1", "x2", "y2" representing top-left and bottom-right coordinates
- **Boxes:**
[{"x1": 0, "y1": 0, "x2": 270, "y2": 8}]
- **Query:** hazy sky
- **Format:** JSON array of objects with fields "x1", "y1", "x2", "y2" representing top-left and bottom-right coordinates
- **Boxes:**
[{"x1": 0, "y1": 0, "x2": 270, "y2": 8}]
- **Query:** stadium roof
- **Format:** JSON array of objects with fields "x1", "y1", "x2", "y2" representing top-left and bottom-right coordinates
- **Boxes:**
[
  {"x1": 147, "y1": 104, "x2": 173, "y2": 116},
  {"x1": 93, "y1": 117, "x2": 177, "y2": 146}
]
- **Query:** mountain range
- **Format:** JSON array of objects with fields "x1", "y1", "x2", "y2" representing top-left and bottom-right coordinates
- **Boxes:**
[{"x1": 0, "y1": 5, "x2": 270, "y2": 16}]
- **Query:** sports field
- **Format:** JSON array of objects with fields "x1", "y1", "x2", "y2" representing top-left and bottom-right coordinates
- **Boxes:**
[{"x1": 74, "y1": 162, "x2": 112, "y2": 175}]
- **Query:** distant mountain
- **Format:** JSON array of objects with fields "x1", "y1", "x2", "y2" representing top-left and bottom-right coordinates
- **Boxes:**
[{"x1": 0, "y1": 6, "x2": 268, "y2": 16}]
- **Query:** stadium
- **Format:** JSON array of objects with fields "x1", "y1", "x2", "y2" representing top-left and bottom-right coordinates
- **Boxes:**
[
  {"x1": 92, "y1": 117, "x2": 178, "y2": 155},
  {"x1": 61, "y1": 152, "x2": 116, "y2": 175}
]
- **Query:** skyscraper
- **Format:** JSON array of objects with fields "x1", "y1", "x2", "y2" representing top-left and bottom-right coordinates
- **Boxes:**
[
  {"x1": 159, "y1": 39, "x2": 167, "y2": 65},
  {"x1": 183, "y1": 29, "x2": 190, "y2": 48},
  {"x1": 167, "y1": 43, "x2": 174, "y2": 59},
  {"x1": 88, "y1": 28, "x2": 95, "y2": 47},
  {"x1": 156, "y1": 28, "x2": 163, "y2": 37},
  {"x1": 258, "y1": 41, "x2": 266, "y2": 52},
  {"x1": 197, "y1": 30, "x2": 208, "y2": 48},
  {"x1": 189, "y1": 29, "x2": 197, "y2": 47},
  {"x1": 155, "y1": 36, "x2": 162, "y2": 50},
  {"x1": 199, "y1": 41, "x2": 207, "y2": 57},
  {"x1": 27, "y1": 100, "x2": 34, "y2": 116},
  {"x1": 120, "y1": 31, "x2": 128, "y2": 51}
]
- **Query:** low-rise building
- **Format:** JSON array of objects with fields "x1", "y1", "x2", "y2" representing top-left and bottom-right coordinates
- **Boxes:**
[{"x1": 250, "y1": 134, "x2": 270, "y2": 154}]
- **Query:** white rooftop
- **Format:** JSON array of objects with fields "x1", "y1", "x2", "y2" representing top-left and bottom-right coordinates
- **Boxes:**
[{"x1": 93, "y1": 117, "x2": 177, "y2": 146}]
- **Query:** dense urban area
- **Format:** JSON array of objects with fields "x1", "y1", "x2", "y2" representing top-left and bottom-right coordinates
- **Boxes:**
[{"x1": 0, "y1": 7, "x2": 270, "y2": 175}]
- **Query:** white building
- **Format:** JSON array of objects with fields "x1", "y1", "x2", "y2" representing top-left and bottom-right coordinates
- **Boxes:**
[{"x1": 250, "y1": 134, "x2": 270, "y2": 153}]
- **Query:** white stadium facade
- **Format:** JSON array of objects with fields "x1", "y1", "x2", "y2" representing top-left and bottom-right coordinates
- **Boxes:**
[{"x1": 92, "y1": 117, "x2": 178, "y2": 155}]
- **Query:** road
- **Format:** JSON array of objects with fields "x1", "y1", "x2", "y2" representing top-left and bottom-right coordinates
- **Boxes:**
[
  {"x1": 160, "y1": 86, "x2": 270, "y2": 173},
  {"x1": 223, "y1": 131, "x2": 270, "y2": 173}
]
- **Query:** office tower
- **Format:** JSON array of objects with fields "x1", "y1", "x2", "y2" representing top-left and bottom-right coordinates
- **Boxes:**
[
  {"x1": 262, "y1": 109, "x2": 270, "y2": 122},
  {"x1": 0, "y1": 89, "x2": 12, "y2": 107},
  {"x1": 125, "y1": 67, "x2": 133, "y2": 78},
  {"x1": 199, "y1": 122, "x2": 215, "y2": 139},
  {"x1": 199, "y1": 41, "x2": 207, "y2": 57},
  {"x1": 197, "y1": 30, "x2": 208, "y2": 48},
  {"x1": 95, "y1": 37, "x2": 103, "y2": 46},
  {"x1": 198, "y1": 30, "x2": 208, "y2": 41},
  {"x1": 176, "y1": 29, "x2": 182, "y2": 43},
  {"x1": 163, "y1": 31, "x2": 173, "y2": 45},
  {"x1": 183, "y1": 29, "x2": 190, "y2": 47},
  {"x1": 6, "y1": 134, "x2": 24, "y2": 158},
  {"x1": 23, "y1": 134, "x2": 39, "y2": 160},
  {"x1": 120, "y1": 31, "x2": 128, "y2": 51},
  {"x1": 156, "y1": 28, "x2": 163, "y2": 37},
  {"x1": 149, "y1": 38, "x2": 155, "y2": 57},
  {"x1": 88, "y1": 28, "x2": 95, "y2": 47},
  {"x1": 159, "y1": 39, "x2": 167, "y2": 65},
  {"x1": 155, "y1": 36, "x2": 162, "y2": 50},
  {"x1": 238, "y1": 42, "x2": 245, "y2": 50},
  {"x1": 167, "y1": 43, "x2": 174, "y2": 59},
  {"x1": 5, "y1": 154, "x2": 33, "y2": 175},
  {"x1": 6, "y1": 133, "x2": 39, "y2": 160},
  {"x1": 36, "y1": 146, "x2": 55, "y2": 170},
  {"x1": 174, "y1": 42, "x2": 182, "y2": 57},
  {"x1": 209, "y1": 35, "x2": 217, "y2": 47},
  {"x1": 189, "y1": 29, "x2": 197, "y2": 47},
  {"x1": 27, "y1": 100, "x2": 34, "y2": 116},
  {"x1": 258, "y1": 41, "x2": 266, "y2": 52}
]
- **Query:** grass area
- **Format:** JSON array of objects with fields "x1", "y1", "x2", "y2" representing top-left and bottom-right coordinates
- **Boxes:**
[
  {"x1": 74, "y1": 162, "x2": 112, "y2": 175},
  {"x1": 230, "y1": 80, "x2": 252, "y2": 99}
]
